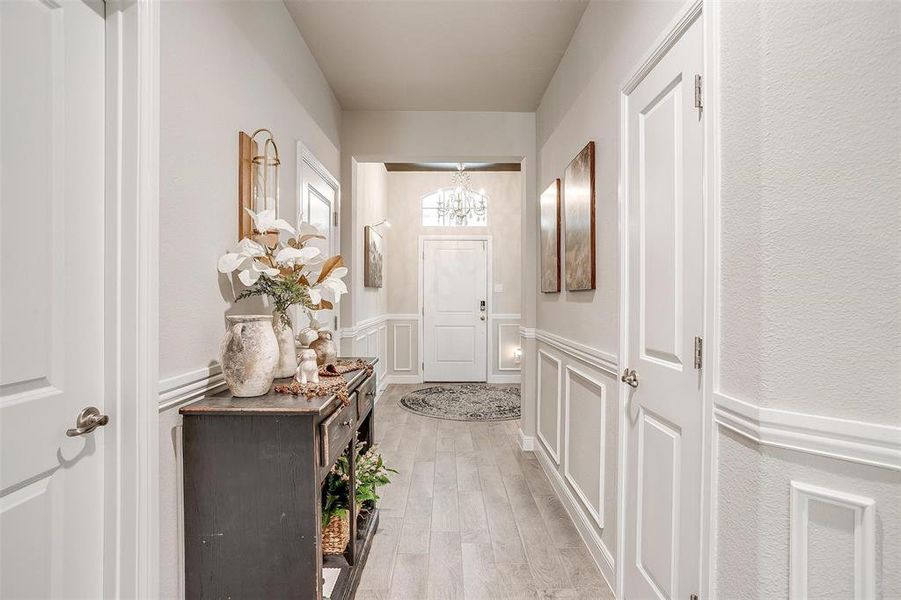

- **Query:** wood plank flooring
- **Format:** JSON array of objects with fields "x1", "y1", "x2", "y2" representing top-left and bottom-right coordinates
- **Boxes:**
[{"x1": 355, "y1": 384, "x2": 614, "y2": 600}]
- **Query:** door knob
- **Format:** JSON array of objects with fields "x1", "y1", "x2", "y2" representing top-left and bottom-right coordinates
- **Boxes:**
[
  {"x1": 621, "y1": 368, "x2": 639, "y2": 389},
  {"x1": 66, "y1": 406, "x2": 109, "y2": 437},
  {"x1": 480, "y1": 315, "x2": 486, "y2": 321}
]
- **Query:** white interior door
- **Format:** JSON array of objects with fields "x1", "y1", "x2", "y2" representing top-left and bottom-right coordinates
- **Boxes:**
[
  {"x1": 422, "y1": 239, "x2": 488, "y2": 382},
  {"x1": 0, "y1": 0, "x2": 107, "y2": 597},
  {"x1": 623, "y1": 17, "x2": 704, "y2": 600},
  {"x1": 298, "y1": 147, "x2": 339, "y2": 331}
]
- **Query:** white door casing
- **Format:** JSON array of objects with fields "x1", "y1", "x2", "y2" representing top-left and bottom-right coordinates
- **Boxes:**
[
  {"x1": 0, "y1": 0, "x2": 107, "y2": 597},
  {"x1": 422, "y1": 238, "x2": 488, "y2": 382},
  {"x1": 297, "y1": 143, "x2": 340, "y2": 331},
  {"x1": 622, "y1": 14, "x2": 704, "y2": 600}
]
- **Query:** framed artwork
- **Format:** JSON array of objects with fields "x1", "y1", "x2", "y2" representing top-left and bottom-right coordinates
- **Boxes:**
[
  {"x1": 364, "y1": 225, "x2": 383, "y2": 288},
  {"x1": 563, "y1": 141, "x2": 596, "y2": 291},
  {"x1": 539, "y1": 179, "x2": 561, "y2": 293}
]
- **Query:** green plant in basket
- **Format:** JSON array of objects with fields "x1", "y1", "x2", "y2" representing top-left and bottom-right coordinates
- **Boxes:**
[
  {"x1": 355, "y1": 441, "x2": 397, "y2": 509},
  {"x1": 322, "y1": 454, "x2": 350, "y2": 528},
  {"x1": 321, "y1": 438, "x2": 397, "y2": 527}
]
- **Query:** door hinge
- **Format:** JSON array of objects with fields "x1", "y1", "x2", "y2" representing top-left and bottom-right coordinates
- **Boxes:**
[
  {"x1": 694, "y1": 74, "x2": 703, "y2": 112},
  {"x1": 333, "y1": 211, "x2": 338, "y2": 227},
  {"x1": 693, "y1": 336, "x2": 703, "y2": 369}
]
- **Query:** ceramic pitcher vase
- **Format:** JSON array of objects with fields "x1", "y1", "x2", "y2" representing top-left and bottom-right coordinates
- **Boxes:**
[
  {"x1": 309, "y1": 330, "x2": 338, "y2": 366},
  {"x1": 272, "y1": 312, "x2": 298, "y2": 378},
  {"x1": 220, "y1": 315, "x2": 279, "y2": 397}
]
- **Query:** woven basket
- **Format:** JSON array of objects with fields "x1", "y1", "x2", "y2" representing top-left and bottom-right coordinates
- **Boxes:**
[{"x1": 322, "y1": 512, "x2": 350, "y2": 555}]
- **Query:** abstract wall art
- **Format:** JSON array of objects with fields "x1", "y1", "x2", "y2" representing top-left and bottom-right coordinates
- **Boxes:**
[{"x1": 563, "y1": 141, "x2": 596, "y2": 291}]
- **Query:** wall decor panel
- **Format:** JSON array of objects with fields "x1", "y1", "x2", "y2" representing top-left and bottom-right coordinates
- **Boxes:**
[
  {"x1": 537, "y1": 350, "x2": 562, "y2": 464},
  {"x1": 564, "y1": 365, "x2": 606, "y2": 527},
  {"x1": 392, "y1": 323, "x2": 413, "y2": 372},
  {"x1": 790, "y1": 482, "x2": 875, "y2": 600}
]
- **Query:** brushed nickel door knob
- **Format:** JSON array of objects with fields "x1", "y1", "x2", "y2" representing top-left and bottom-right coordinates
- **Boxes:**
[
  {"x1": 66, "y1": 406, "x2": 109, "y2": 437},
  {"x1": 621, "y1": 368, "x2": 639, "y2": 389}
]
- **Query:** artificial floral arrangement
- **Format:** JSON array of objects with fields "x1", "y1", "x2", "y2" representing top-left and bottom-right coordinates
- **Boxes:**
[
  {"x1": 217, "y1": 208, "x2": 348, "y2": 327},
  {"x1": 321, "y1": 438, "x2": 396, "y2": 554}
]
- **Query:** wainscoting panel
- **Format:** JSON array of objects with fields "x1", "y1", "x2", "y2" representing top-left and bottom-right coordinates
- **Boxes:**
[
  {"x1": 790, "y1": 482, "x2": 875, "y2": 600},
  {"x1": 392, "y1": 323, "x2": 413, "y2": 372},
  {"x1": 564, "y1": 365, "x2": 607, "y2": 528},
  {"x1": 537, "y1": 349, "x2": 562, "y2": 464},
  {"x1": 489, "y1": 314, "x2": 521, "y2": 383},
  {"x1": 524, "y1": 327, "x2": 620, "y2": 588}
]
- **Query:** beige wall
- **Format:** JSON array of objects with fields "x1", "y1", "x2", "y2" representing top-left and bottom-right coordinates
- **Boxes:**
[
  {"x1": 340, "y1": 110, "x2": 535, "y2": 390},
  {"x1": 339, "y1": 111, "x2": 537, "y2": 329},
  {"x1": 354, "y1": 162, "x2": 389, "y2": 324},
  {"x1": 386, "y1": 171, "x2": 522, "y2": 315},
  {"x1": 158, "y1": 2, "x2": 341, "y2": 597}
]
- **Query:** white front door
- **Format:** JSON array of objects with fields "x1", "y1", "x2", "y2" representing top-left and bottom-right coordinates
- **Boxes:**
[
  {"x1": 298, "y1": 146, "x2": 339, "y2": 331},
  {"x1": 0, "y1": 0, "x2": 108, "y2": 597},
  {"x1": 422, "y1": 239, "x2": 488, "y2": 382},
  {"x1": 623, "y1": 16, "x2": 704, "y2": 600}
]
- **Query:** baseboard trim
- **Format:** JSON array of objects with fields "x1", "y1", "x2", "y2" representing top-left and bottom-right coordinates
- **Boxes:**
[
  {"x1": 517, "y1": 429, "x2": 535, "y2": 451},
  {"x1": 383, "y1": 374, "x2": 423, "y2": 385},
  {"x1": 488, "y1": 374, "x2": 521, "y2": 384},
  {"x1": 714, "y1": 392, "x2": 901, "y2": 471},
  {"x1": 533, "y1": 441, "x2": 616, "y2": 593}
]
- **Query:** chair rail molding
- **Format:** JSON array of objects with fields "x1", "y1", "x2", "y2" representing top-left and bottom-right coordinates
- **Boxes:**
[
  {"x1": 158, "y1": 364, "x2": 227, "y2": 412},
  {"x1": 714, "y1": 392, "x2": 901, "y2": 471},
  {"x1": 339, "y1": 313, "x2": 419, "y2": 339},
  {"x1": 520, "y1": 327, "x2": 618, "y2": 376}
]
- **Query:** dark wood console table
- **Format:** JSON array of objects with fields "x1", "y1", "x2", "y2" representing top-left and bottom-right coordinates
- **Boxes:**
[{"x1": 180, "y1": 358, "x2": 379, "y2": 599}]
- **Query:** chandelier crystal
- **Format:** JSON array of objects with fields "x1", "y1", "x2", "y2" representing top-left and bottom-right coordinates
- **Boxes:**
[{"x1": 435, "y1": 164, "x2": 487, "y2": 224}]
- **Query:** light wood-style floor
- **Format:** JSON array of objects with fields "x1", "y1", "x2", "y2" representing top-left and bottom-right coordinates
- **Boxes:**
[{"x1": 355, "y1": 384, "x2": 614, "y2": 600}]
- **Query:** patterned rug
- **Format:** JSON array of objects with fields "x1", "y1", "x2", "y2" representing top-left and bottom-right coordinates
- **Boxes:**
[{"x1": 399, "y1": 384, "x2": 520, "y2": 421}]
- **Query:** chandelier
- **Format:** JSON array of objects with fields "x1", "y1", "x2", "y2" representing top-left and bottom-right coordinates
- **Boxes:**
[{"x1": 435, "y1": 164, "x2": 487, "y2": 224}]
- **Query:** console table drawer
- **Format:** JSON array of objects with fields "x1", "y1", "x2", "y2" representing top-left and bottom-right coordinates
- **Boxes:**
[
  {"x1": 357, "y1": 376, "x2": 376, "y2": 421},
  {"x1": 320, "y1": 395, "x2": 357, "y2": 468}
]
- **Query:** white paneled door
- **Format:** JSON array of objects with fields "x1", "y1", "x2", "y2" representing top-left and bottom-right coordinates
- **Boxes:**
[
  {"x1": 0, "y1": 0, "x2": 107, "y2": 598},
  {"x1": 623, "y1": 16, "x2": 704, "y2": 600},
  {"x1": 422, "y1": 239, "x2": 488, "y2": 382}
]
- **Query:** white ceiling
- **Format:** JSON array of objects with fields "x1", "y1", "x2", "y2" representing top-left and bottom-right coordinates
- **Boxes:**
[{"x1": 284, "y1": 0, "x2": 589, "y2": 112}]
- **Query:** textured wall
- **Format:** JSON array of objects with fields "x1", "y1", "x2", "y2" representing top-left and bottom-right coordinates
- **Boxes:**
[
  {"x1": 158, "y1": 2, "x2": 341, "y2": 597},
  {"x1": 715, "y1": 2, "x2": 901, "y2": 598},
  {"x1": 385, "y1": 171, "x2": 522, "y2": 315},
  {"x1": 717, "y1": 428, "x2": 901, "y2": 599},
  {"x1": 718, "y1": 0, "x2": 901, "y2": 423}
]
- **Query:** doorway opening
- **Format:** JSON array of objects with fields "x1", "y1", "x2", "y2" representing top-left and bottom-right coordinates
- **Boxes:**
[{"x1": 347, "y1": 160, "x2": 523, "y2": 386}]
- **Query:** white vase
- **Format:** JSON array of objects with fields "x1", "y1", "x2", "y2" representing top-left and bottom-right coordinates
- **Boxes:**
[
  {"x1": 272, "y1": 312, "x2": 298, "y2": 378},
  {"x1": 220, "y1": 315, "x2": 279, "y2": 397}
]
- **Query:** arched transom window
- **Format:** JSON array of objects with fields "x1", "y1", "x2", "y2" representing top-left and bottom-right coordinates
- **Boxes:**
[{"x1": 421, "y1": 166, "x2": 489, "y2": 226}]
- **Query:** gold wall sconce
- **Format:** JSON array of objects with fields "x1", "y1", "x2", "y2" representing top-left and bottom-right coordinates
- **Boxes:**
[{"x1": 238, "y1": 128, "x2": 281, "y2": 243}]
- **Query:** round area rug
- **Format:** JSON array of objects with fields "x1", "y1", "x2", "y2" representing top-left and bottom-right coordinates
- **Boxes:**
[{"x1": 399, "y1": 384, "x2": 520, "y2": 421}]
